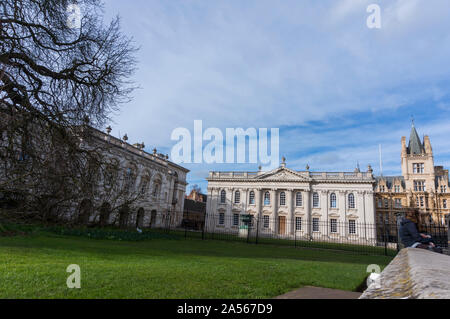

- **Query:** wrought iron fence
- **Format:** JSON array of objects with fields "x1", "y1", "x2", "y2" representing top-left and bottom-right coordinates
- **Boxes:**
[{"x1": 148, "y1": 212, "x2": 449, "y2": 256}]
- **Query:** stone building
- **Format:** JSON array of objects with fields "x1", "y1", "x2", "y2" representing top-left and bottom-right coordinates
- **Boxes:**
[
  {"x1": 183, "y1": 189, "x2": 207, "y2": 230},
  {"x1": 185, "y1": 188, "x2": 207, "y2": 203},
  {"x1": 375, "y1": 122, "x2": 450, "y2": 225},
  {"x1": 206, "y1": 158, "x2": 376, "y2": 242},
  {"x1": 74, "y1": 126, "x2": 189, "y2": 228}
]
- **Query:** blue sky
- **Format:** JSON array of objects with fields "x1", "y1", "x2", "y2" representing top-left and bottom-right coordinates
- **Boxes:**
[{"x1": 102, "y1": 0, "x2": 450, "y2": 193}]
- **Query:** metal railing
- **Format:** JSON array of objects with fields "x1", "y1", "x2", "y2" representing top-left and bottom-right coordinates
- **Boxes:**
[{"x1": 147, "y1": 212, "x2": 449, "y2": 256}]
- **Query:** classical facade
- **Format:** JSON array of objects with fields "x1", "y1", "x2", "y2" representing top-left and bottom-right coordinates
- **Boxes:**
[
  {"x1": 375, "y1": 122, "x2": 450, "y2": 225},
  {"x1": 206, "y1": 159, "x2": 376, "y2": 242},
  {"x1": 74, "y1": 126, "x2": 189, "y2": 228}
]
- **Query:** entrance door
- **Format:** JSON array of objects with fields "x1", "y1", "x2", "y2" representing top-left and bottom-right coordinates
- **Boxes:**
[
  {"x1": 278, "y1": 216, "x2": 286, "y2": 235},
  {"x1": 136, "y1": 208, "x2": 144, "y2": 228}
]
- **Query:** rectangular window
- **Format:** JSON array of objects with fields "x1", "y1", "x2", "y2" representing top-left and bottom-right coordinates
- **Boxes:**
[
  {"x1": 384, "y1": 199, "x2": 389, "y2": 208},
  {"x1": 233, "y1": 214, "x2": 239, "y2": 226},
  {"x1": 330, "y1": 219, "x2": 337, "y2": 233},
  {"x1": 264, "y1": 192, "x2": 270, "y2": 205},
  {"x1": 313, "y1": 193, "x2": 319, "y2": 208},
  {"x1": 219, "y1": 213, "x2": 225, "y2": 225},
  {"x1": 263, "y1": 215, "x2": 269, "y2": 228},
  {"x1": 413, "y1": 163, "x2": 424, "y2": 174},
  {"x1": 441, "y1": 185, "x2": 447, "y2": 193},
  {"x1": 249, "y1": 192, "x2": 255, "y2": 204},
  {"x1": 416, "y1": 196, "x2": 425, "y2": 207},
  {"x1": 296, "y1": 193, "x2": 303, "y2": 207},
  {"x1": 414, "y1": 180, "x2": 425, "y2": 192},
  {"x1": 234, "y1": 191, "x2": 240, "y2": 204},
  {"x1": 279, "y1": 192, "x2": 286, "y2": 206},
  {"x1": 312, "y1": 218, "x2": 319, "y2": 232},
  {"x1": 394, "y1": 185, "x2": 400, "y2": 193},
  {"x1": 395, "y1": 198, "x2": 402, "y2": 208},
  {"x1": 378, "y1": 199, "x2": 382, "y2": 208},
  {"x1": 349, "y1": 220, "x2": 356, "y2": 234},
  {"x1": 295, "y1": 217, "x2": 302, "y2": 231},
  {"x1": 443, "y1": 200, "x2": 447, "y2": 209}
]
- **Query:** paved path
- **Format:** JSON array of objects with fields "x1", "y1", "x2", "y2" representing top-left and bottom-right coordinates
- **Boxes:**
[{"x1": 275, "y1": 286, "x2": 362, "y2": 299}]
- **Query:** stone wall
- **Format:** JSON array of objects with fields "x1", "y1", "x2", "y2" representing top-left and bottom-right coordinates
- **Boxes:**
[{"x1": 360, "y1": 248, "x2": 450, "y2": 299}]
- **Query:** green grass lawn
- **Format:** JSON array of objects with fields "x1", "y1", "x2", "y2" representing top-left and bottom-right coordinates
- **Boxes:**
[{"x1": 0, "y1": 233, "x2": 393, "y2": 298}]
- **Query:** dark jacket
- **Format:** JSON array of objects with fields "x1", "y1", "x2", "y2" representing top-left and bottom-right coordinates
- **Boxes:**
[{"x1": 399, "y1": 218, "x2": 432, "y2": 247}]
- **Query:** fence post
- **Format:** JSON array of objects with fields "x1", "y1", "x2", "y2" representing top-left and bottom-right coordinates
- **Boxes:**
[
  {"x1": 294, "y1": 226, "x2": 297, "y2": 248},
  {"x1": 184, "y1": 212, "x2": 187, "y2": 239},
  {"x1": 202, "y1": 213, "x2": 206, "y2": 240},
  {"x1": 256, "y1": 217, "x2": 259, "y2": 245},
  {"x1": 247, "y1": 217, "x2": 250, "y2": 244},
  {"x1": 211, "y1": 214, "x2": 214, "y2": 241},
  {"x1": 447, "y1": 217, "x2": 450, "y2": 251}
]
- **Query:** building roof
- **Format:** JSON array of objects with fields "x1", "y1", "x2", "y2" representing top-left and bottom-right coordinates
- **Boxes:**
[
  {"x1": 208, "y1": 166, "x2": 374, "y2": 183},
  {"x1": 408, "y1": 122, "x2": 425, "y2": 155},
  {"x1": 183, "y1": 198, "x2": 206, "y2": 213},
  {"x1": 375, "y1": 176, "x2": 405, "y2": 189}
]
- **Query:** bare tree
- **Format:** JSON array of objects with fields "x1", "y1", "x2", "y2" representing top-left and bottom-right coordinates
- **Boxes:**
[
  {"x1": 0, "y1": 0, "x2": 138, "y2": 224},
  {"x1": 190, "y1": 184, "x2": 202, "y2": 194}
]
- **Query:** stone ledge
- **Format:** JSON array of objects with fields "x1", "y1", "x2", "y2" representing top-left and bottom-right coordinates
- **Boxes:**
[{"x1": 360, "y1": 248, "x2": 450, "y2": 299}]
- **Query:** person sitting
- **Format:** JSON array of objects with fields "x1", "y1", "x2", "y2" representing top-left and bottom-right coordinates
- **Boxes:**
[{"x1": 399, "y1": 210, "x2": 442, "y2": 253}]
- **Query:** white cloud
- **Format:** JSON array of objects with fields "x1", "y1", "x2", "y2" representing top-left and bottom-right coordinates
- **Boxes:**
[{"x1": 100, "y1": 0, "x2": 450, "y2": 185}]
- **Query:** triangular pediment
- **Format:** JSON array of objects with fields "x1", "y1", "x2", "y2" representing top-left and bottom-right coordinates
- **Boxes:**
[{"x1": 253, "y1": 167, "x2": 310, "y2": 181}]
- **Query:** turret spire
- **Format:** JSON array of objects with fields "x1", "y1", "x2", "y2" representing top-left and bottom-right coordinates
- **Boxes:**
[{"x1": 408, "y1": 120, "x2": 424, "y2": 155}]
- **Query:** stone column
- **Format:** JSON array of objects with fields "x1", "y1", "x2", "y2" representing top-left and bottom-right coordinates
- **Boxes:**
[
  {"x1": 339, "y1": 190, "x2": 346, "y2": 236},
  {"x1": 321, "y1": 190, "x2": 329, "y2": 235},
  {"x1": 207, "y1": 188, "x2": 217, "y2": 231},
  {"x1": 304, "y1": 188, "x2": 311, "y2": 238},
  {"x1": 225, "y1": 188, "x2": 233, "y2": 229},
  {"x1": 242, "y1": 188, "x2": 248, "y2": 215},
  {"x1": 255, "y1": 188, "x2": 262, "y2": 231},
  {"x1": 287, "y1": 189, "x2": 294, "y2": 236},
  {"x1": 206, "y1": 187, "x2": 213, "y2": 213},
  {"x1": 271, "y1": 189, "x2": 278, "y2": 235}
]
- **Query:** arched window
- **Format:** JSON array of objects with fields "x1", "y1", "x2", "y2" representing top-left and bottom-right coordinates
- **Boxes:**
[
  {"x1": 348, "y1": 193, "x2": 355, "y2": 209},
  {"x1": 220, "y1": 190, "x2": 226, "y2": 203},
  {"x1": 234, "y1": 190, "x2": 240, "y2": 204},
  {"x1": 249, "y1": 191, "x2": 255, "y2": 205},
  {"x1": 296, "y1": 192, "x2": 302, "y2": 207},
  {"x1": 264, "y1": 192, "x2": 270, "y2": 205},
  {"x1": 279, "y1": 192, "x2": 286, "y2": 206},
  {"x1": 152, "y1": 183, "x2": 160, "y2": 198},
  {"x1": 124, "y1": 165, "x2": 137, "y2": 191},
  {"x1": 330, "y1": 193, "x2": 337, "y2": 208},
  {"x1": 313, "y1": 192, "x2": 319, "y2": 208},
  {"x1": 104, "y1": 159, "x2": 119, "y2": 189},
  {"x1": 140, "y1": 172, "x2": 151, "y2": 195}
]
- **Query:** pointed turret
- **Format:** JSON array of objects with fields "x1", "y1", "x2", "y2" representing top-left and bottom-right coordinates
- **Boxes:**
[{"x1": 408, "y1": 120, "x2": 425, "y2": 155}]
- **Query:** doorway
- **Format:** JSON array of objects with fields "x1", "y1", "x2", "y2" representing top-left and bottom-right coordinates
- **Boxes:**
[{"x1": 278, "y1": 216, "x2": 286, "y2": 235}]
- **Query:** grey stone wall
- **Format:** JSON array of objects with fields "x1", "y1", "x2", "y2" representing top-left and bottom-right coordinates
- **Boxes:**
[{"x1": 360, "y1": 248, "x2": 450, "y2": 299}]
